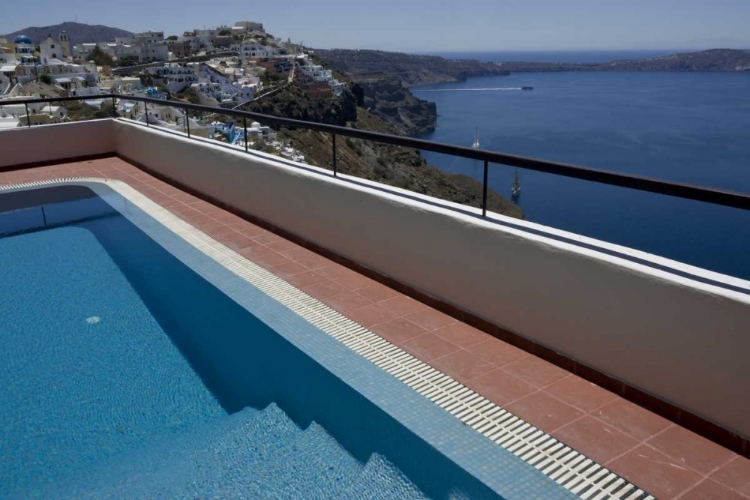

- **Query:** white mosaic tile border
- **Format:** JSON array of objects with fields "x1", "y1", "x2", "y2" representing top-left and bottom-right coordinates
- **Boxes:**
[{"x1": 0, "y1": 177, "x2": 654, "y2": 500}]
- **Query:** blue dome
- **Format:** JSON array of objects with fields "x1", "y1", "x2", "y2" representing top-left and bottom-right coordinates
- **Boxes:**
[{"x1": 13, "y1": 35, "x2": 33, "y2": 44}]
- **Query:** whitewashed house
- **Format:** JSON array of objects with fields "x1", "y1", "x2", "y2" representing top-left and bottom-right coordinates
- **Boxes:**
[
  {"x1": 230, "y1": 41, "x2": 279, "y2": 59},
  {"x1": 147, "y1": 64, "x2": 199, "y2": 93}
]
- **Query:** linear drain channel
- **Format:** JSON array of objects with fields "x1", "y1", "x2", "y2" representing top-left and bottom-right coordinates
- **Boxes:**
[{"x1": 2, "y1": 178, "x2": 655, "y2": 500}]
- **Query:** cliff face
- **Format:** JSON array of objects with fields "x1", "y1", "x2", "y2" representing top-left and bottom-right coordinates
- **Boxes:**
[
  {"x1": 247, "y1": 85, "x2": 521, "y2": 219},
  {"x1": 498, "y1": 49, "x2": 750, "y2": 72},
  {"x1": 357, "y1": 77, "x2": 437, "y2": 135},
  {"x1": 244, "y1": 84, "x2": 357, "y2": 126},
  {"x1": 315, "y1": 49, "x2": 510, "y2": 86},
  {"x1": 317, "y1": 48, "x2": 750, "y2": 77}
]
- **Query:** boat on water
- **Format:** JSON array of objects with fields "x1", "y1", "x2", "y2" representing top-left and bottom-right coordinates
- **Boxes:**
[
  {"x1": 472, "y1": 127, "x2": 480, "y2": 149},
  {"x1": 521, "y1": 86, "x2": 534, "y2": 90},
  {"x1": 511, "y1": 168, "x2": 521, "y2": 201}
]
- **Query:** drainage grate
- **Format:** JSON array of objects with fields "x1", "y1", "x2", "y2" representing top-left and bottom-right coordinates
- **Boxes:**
[{"x1": 0, "y1": 178, "x2": 655, "y2": 500}]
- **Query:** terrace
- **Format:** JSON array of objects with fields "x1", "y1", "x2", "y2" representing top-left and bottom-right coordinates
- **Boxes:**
[{"x1": 1, "y1": 95, "x2": 749, "y2": 499}]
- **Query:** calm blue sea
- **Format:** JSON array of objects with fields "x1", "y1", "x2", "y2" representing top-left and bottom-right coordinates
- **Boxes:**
[{"x1": 411, "y1": 70, "x2": 750, "y2": 280}]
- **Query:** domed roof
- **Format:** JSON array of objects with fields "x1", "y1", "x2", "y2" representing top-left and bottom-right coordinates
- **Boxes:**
[{"x1": 13, "y1": 35, "x2": 33, "y2": 44}]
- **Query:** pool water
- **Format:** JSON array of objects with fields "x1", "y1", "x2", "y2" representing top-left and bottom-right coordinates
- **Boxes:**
[
  {"x1": 0, "y1": 186, "x2": 520, "y2": 499},
  {"x1": 0, "y1": 225, "x2": 226, "y2": 495}
]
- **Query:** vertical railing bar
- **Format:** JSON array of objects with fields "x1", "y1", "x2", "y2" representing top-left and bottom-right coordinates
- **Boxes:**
[
  {"x1": 332, "y1": 133, "x2": 337, "y2": 177},
  {"x1": 244, "y1": 117, "x2": 248, "y2": 152},
  {"x1": 482, "y1": 160, "x2": 489, "y2": 217},
  {"x1": 111, "y1": 95, "x2": 117, "y2": 118},
  {"x1": 145, "y1": 101, "x2": 149, "y2": 126},
  {"x1": 186, "y1": 108, "x2": 190, "y2": 137},
  {"x1": 25, "y1": 103, "x2": 31, "y2": 128}
]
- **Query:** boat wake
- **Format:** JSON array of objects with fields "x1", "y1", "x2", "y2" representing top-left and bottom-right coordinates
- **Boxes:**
[{"x1": 414, "y1": 87, "x2": 524, "y2": 92}]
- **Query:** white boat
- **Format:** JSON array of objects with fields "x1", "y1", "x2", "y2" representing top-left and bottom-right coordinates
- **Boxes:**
[
  {"x1": 511, "y1": 168, "x2": 521, "y2": 200},
  {"x1": 472, "y1": 127, "x2": 480, "y2": 149}
]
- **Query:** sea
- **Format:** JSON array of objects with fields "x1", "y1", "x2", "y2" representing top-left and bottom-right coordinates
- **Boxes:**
[{"x1": 411, "y1": 52, "x2": 750, "y2": 280}]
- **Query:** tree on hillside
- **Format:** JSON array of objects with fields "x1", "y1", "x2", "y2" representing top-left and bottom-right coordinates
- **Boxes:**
[
  {"x1": 85, "y1": 46, "x2": 114, "y2": 67},
  {"x1": 219, "y1": 29, "x2": 232, "y2": 36},
  {"x1": 166, "y1": 35, "x2": 178, "y2": 41},
  {"x1": 116, "y1": 55, "x2": 140, "y2": 67}
]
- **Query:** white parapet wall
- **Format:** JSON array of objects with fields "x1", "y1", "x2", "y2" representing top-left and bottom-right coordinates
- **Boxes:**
[
  {"x1": 0, "y1": 120, "x2": 115, "y2": 169},
  {"x1": 112, "y1": 120, "x2": 750, "y2": 439},
  {"x1": 4, "y1": 119, "x2": 748, "y2": 439}
]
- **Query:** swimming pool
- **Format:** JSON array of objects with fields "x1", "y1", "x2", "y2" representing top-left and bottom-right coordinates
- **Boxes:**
[{"x1": 0, "y1": 180, "x2": 583, "y2": 499}]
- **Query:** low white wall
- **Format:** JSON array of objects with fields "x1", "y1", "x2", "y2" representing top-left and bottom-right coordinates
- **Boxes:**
[
  {"x1": 0, "y1": 120, "x2": 115, "y2": 169},
  {"x1": 114, "y1": 120, "x2": 750, "y2": 439}
]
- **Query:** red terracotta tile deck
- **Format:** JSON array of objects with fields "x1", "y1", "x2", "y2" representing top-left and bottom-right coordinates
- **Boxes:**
[{"x1": 2, "y1": 157, "x2": 748, "y2": 499}]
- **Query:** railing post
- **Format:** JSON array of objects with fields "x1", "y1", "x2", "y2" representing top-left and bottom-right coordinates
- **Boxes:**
[
  {"x1": 145, "y1": 101, "x2": 149, "y2": 126},
  {"x1": 185, "y1": 108, "x2": 190, "y2": 137},
  {"x1": 482, "y1": 160, "x2": 489, "y2": 217},
  {"x1": 24, "y1": 103, "x2": 31, "y2": 128},
  {"x1": 332, "y1": 133, "x2": 337, "y2": 177},
  {"x1": 111, "y1": 95, "x2": 117, "y2": 118},
  {"x1": 244, "y1": 117, "x2": 248, "y2": 152}
]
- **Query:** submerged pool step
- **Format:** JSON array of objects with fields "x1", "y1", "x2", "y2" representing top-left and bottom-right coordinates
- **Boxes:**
[
  {"x1": 29, "y1": 403, "x2": 431, "y2": 500},
  {"x1": 231, "y1": 421, "x2": 364, "y2": 499},
  {"x1": 337, "y1": 454, "x2": 428, "y2": 500}
]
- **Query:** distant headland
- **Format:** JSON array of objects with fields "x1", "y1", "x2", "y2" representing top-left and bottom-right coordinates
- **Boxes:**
[{"x1": 315, "y1": 48, "x2": 750, "y2": 88}]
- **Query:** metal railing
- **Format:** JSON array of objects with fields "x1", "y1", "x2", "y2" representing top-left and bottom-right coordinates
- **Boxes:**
[{"x1": 4, "y1": 93, "x2": 750, "y2": 214}]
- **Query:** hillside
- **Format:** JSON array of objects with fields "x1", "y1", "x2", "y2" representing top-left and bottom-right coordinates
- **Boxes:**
[
  {"x1": 2, "y1": 22, "x2": 133, "y2": 46},
  {"x1": 314, "y1": 49, "x2": 510, "y2": 86},
  {"x1": 244, "y1": 85, "x2": 522, "y2": 218},
  {"x1": 499, "y1": 49, "x2": 750, "y2": 72},
  {"x1": 356, "y1": 77, "x2": 437, "y2": 135}
]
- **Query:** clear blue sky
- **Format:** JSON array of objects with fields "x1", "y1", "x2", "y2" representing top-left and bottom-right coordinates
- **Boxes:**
[{"x1": 3, "y1": 0, "x2": 750, "y2": 52}]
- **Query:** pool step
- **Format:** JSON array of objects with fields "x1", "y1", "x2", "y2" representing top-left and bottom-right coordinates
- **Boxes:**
[
  {"x1": 38, "y1": 404, "x2": 299, "y2": 499},
  {"x1": 31, "y1": 403, "x2": 431, "y2": 500},
  {"x1": 231, "y1": 421, "x2": 363, "y2": 498},
  {"x1": 337, "y1": 453, "x2": 428, "y2": 500}
]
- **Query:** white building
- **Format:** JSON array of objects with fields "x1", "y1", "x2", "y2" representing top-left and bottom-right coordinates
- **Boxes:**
[
  {"x1": 139, "y1": 43, "x2": 169, "y2": 62},
  {"x1": 234, "y1": 21, "x2": 264, "y2": 32},
  {"x1": 134, "y1": 30, "x2": 164, "y2": 45},
  {"x1": 39, "y1": 33, "x2": 71, "y2": 62},
  {"x1": 133, "y1": 31, "x2": 169, "y2": 62},
  {"x1": 194, "y1": 29, "x2": 218, "y2": 49},
  {"x1": 191, "y1": 81, "x2": 255, "y2": 105},
  {"x1": 230, "y1": 41, "x2": 279, "y2": 59},
  {"x1": 13, "y1": 60, "x2": 99, "y2": 88},
  {"x1": 296, "y1": 55, "x2": 346, "y2": 95},
  {"x1": 147, "y1": 64, "x2": 199, "y2": 93}
]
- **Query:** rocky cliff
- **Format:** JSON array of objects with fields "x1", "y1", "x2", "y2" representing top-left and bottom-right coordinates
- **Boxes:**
[
  {"x1": 498, "y1": 49, "x2": 750, "y2": 72},
  {"x1": 356, "y1": 77, "x2": 437, "y2": 135},
  {"x1": 246, "y1": 85, "x2": 522, "y2": 219},
  {"x1": 244, "y1": 84, "x2": 357, "y2": 126},
  {"x1": 314, "y1": 49, "x2": 510, "y2": 86}
]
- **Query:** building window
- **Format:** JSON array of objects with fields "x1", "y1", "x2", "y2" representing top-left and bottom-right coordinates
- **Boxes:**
[{"x1": 51, "y1": 44, "x2": 55, "y2": 48}]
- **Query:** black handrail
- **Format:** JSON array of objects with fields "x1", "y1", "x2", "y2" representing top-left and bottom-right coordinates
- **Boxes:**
[{"x1": 4, "y1": 93, "x2": 750, "y2": 212}]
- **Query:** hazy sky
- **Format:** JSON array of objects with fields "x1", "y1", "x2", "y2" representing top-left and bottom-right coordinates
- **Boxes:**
[{"x1": 3, "y1": 0, "x2": 750, "y2": 52}]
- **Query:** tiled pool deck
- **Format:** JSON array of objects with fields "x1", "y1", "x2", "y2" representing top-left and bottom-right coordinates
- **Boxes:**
[{"x1": 2, "y1": 157, "x2": 749, "y2": 500}]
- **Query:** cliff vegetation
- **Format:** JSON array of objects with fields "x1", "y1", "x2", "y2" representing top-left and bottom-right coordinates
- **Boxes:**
[{"x1": 246, "y1": 85, "x2": 522, "y2": 218}]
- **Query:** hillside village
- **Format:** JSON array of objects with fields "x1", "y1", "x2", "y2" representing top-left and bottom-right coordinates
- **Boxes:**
[
  {"x1": 0, "y1": 21, "x2": 348, "y2": 161},
  {"x1": 0, "y1": 21, "x2": 522, "y2": 217}
]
